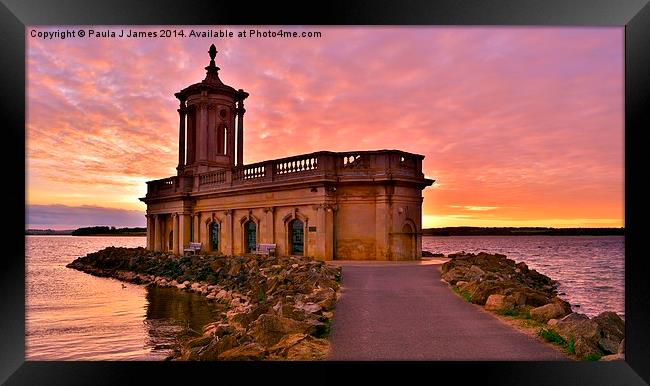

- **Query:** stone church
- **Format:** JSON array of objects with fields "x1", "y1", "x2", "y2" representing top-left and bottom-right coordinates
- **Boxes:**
[{"x1": 141, "y1": 45, "x2": 434, "y2": 260}]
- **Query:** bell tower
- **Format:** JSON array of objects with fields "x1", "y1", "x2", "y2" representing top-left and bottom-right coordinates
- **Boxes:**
[{"x1": 175, "y1": 44, "x2": 249, "y2": 175}]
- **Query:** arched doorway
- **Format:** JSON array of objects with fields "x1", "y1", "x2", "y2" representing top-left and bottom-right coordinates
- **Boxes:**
[
  {"x1": 244, "y1": 221, "x2": 256, "y2": 253},
  {"x1": 398, "y1": 223, "x2": 415, "y2": 260},
  {"x1": 210, "y1": 222, "x2": 219, "y2": 252},
  {"x1": 289, "y1": 219, "x2": 304, "y2": 255}
]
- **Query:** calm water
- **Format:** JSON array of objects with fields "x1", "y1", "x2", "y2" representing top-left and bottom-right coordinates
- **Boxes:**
[
  {"x1": 26, "y1": 236, "x2": 221, "y2": 360},
  {"x1": 26, "y1": 235, "x2": 624, "y2": 360},
  {"x1": 423, "y1": 235, "x2": 624, "y2": 318}
]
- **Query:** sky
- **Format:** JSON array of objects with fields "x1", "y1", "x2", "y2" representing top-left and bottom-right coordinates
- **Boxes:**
[{"x1": 26, "y1": 26, "x2": 624, "y2": 229}]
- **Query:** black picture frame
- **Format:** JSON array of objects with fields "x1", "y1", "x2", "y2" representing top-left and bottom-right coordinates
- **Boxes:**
[{"x1": 2, "y1": 0, "x2": 649, "y2": 384}]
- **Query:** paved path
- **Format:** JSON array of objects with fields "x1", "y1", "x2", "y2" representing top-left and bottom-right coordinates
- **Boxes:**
[{"x1": 327, "y1": 262, "x2": 567, "y2": 360}]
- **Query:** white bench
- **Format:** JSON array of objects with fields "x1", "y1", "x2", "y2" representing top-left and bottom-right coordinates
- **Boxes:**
[
  {"x1": 184, "y1": 242, "x2": 202, "y2": 255},
  {"x1": 253, "y1": 243, "x2": 276, "y2": 257}
]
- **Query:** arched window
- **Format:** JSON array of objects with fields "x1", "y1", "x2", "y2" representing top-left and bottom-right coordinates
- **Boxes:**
[
  {"x1": 289, "y1": 219, "x2": 304, "y2": 255},
  {"x1": 210, "y1": 222, "x2": 219, "y2": 252},
  {"x1": 244, "y1": 220, "x2": 256, "y2": 253}
]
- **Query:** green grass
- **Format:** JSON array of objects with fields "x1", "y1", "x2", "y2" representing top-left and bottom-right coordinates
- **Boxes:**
[
  {"x1": 451, "y1": 286, "x2": 472, "y2": 302},
  {"x1": 585, "y1": 353, "x2": 602, "y2": 361},
  {"x1": 538, "y1": 328, "x2": 566, "y2": 345},
  {"x1": 566, "y1": 337, "x2": 575, "y2": 355},
  {"x1": 495, "y1": 308, "x2": 532, "y2": 319}
]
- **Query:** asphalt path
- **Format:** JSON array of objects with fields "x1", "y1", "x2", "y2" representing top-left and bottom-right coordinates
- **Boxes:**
[{"x1": 327, "y1": 262, "x2": 567, "y2": 360}]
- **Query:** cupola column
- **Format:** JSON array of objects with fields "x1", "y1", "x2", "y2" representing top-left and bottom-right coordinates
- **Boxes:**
[
  {"x1": 236, "y1": 98, "x2": 245, "y2": 166},
  {"x1": 177, "y1": 101, "x2": 186, "y2": 173}
]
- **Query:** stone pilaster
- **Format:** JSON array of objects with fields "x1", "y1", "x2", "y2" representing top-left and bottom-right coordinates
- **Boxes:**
[
  {"x1": 146, "y1": 215, "x2": 152, "y2": 250},
  {"x1": 154, "y1": 215, "x2": 162, "y2": 252},
  {"x1": 263, "y1": 206, "x2": 274, "y2": 243},
  {"x1": 224, "y1": 209, "x2": 233, "y2": 255},
  {"x1": 193, "y1": 214, "x2": 200, "y2": 243},
  {"x1": 172, "y1": 213, "x2": 179, "y2": 255}
]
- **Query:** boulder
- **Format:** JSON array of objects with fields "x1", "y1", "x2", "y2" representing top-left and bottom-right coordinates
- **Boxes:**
[
  {"x1": 530, "y1": 303, "x2": 568, "y2": 323},
  {"x1": 592, "y1": 312, "x2": 625, "y2": 345},
  {"x1": 467, "y1": 265, "x2": 486, "y2": 280},
  {"x1": 574, "y1": 338, "x2": 602, "y2": 359},
  {"x1": 421, "y1": 250, "x2": 434, "y2": 257},
  {"x1": 249, "y1": 314, "x2": 317, "y2": 347},
  {"x1": 485, "y1": 294, "x2": 514, "y2": 311},
  {"x1": 618, "y1": 338, "x2": 625, "y2": 354},
  {"x1": 560, "y1": 313, "x2": 589, "y2": 323},
  {"x1": 506, "y1": 292, "x2": 526, "y2": 307},
  {"x1": 218, "y1": 342, "x2": 266, "y2": 361}
]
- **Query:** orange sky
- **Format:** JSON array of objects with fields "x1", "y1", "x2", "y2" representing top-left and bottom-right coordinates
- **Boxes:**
[{"x1": 26, "y1": 26, "x2": 624, "y2": 229}]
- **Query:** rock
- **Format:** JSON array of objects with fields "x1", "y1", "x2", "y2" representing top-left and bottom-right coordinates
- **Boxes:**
[
  {"x1": 530, "y1": 303, "x2": 568, "y2": 323},
  {"x1": 295, "y1": 302, "x2": 322, "y2": 314},
  {"x1": 201, "y1": 335, "x2": 239, "y2": 360},
  {"x1": 592, "y1": 311, "x2": 625, "y2": 345},
  {"x1": 574, "y1": 338, "x2": 602, "y2": 359},
  {"x1": 547, "y1": 319, "x2": 559, "y2": 326},
  {"x1": 618, "y1": 338, "x2": 625, "y2": 354},
  {"x1": 506, "y1": 292, "x2": 526, "y2": 307},
  {"x1": 485, "y1": 294, "x2": 514, "y2": 311},
  {"x1": 552, "y1": 317, "x2": 603, "y2": 358},
  {"x1": 249, "y1": 314, "x2": 317, "y2": 348},
  {"x1": 455, "y1": 281, "x2": 468, "y2": 287},
  {"x1": 600, "y1": 353, "x2": 625, "y2": 361},
  {"x1": 599, "y1": 337, "x2": 620, "y2": 354},
  {"x1": 467, "y1": 265, "x2": 486, "y2": 280},
  {"x1": 218, "y1": 342, "x2": 266, "y2": 361},
  {"x1": 560, "y1": 313, "x2": 589, "y2": 323},
  {"x1": 284, "y1": 337, "x2": 329, "y2": 360}
]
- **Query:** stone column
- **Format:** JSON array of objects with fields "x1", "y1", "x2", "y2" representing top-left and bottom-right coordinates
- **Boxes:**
[
  {"x1": 172, "y1": 214, "x2": 179, "y2": 255},
  {"x1": 177, "y1": 104, "x2": 186, "y2": 172},
  {"x1": 237, "y1": 101, "x2": 245, "y2": 166},
  {"x1": 154, "y1": 215, "x2": 162, "y2": 252},
  {"x1": 227, "y1": 124, "x2": 235, "y2": 167},
  {"x1": 193, "y1": 214, "x2": 200, "y2": 242},
  {"x1": 264, "y1": 207, "x2": 274, "y2": 243},
  {"x1": 179, "y1": 213, "x2": 191, "y2": 255},
  {"x1": 146, "y1": 215, "x2": 152, "y2": 250}
]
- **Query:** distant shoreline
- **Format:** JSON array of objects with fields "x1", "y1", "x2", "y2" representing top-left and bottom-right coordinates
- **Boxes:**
[{"x1": 422, "y1": 227, "x2": 624, "y2": 237}]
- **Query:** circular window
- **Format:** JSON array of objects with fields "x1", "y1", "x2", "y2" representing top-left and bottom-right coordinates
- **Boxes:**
[{"x1": 219, "y1": 109, "x2": 227, "y2": 118}]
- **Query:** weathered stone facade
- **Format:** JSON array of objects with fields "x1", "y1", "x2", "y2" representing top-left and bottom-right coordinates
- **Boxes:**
[{"x1": 141, "y1": 45, "x2": 434, "y2": 260}]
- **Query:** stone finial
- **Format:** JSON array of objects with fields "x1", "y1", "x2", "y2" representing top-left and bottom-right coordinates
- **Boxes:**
[
  {"x1": 208, "y1": 44, "x2": 217, "y2": 64},
  {"x1": 203, "y1": 44, "x2": 222, "y2": 85}
]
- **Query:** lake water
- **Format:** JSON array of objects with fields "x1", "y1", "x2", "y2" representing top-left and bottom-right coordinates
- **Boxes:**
[
  {"x1": 26, "y1": 234, "x2": 624, "y2": 360},
  {"x1": 25, "y1": 235, "x2": 221, "y2": 360},
  {"x1": 422, "y1": 235, "x2": 624, "y2": 318}
]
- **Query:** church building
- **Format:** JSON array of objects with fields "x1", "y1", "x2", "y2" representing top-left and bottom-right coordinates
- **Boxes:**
[{"x1": 141, "y1": 45, "x2": 434, "y2": 260}]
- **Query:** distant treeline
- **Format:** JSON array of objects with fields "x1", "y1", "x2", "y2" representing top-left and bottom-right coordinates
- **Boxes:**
[
  {"x1": 71, "y1": 226, "x2": 147, "y2": 236},
  {"x1": 422, "y1": 227, "x2": 625, "y2": 236}
]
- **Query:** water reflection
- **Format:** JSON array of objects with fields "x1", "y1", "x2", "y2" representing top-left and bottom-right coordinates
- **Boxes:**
[{"x1": 143, "y1": 286, "x2": 224, "y2": 354}]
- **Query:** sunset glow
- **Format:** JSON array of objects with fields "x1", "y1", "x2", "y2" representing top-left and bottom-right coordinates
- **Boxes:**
[{"x1": 26, "y1": 26, "x2": 624, "y2": 229}]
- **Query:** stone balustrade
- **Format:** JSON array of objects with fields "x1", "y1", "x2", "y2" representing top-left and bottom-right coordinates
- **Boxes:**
[{"x1": 146, "y1": 150, "x2": 424, "y2": 199}]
